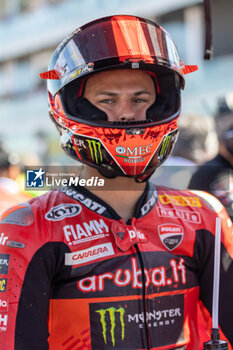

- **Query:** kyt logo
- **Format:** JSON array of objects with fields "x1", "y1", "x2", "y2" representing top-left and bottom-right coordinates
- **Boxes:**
[
  {"x1": 26, "y1": 168, "x2": 45, "y2": 188},
  {"x1": 96, "y1": 307, "x2": 125, "y2": 347},
  {"x1": 45, "y1": 203, "x2": 82, "y2": 221}
]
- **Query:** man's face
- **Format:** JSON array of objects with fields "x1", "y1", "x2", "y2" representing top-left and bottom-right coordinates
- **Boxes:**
[{"x1": 84, "y1": 69, "x2": 156, "y2": 122}]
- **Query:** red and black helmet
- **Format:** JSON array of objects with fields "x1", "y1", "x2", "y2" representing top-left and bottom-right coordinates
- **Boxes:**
[{"x1": 40, "y1": 15, "x2": 197, "y2": 181}]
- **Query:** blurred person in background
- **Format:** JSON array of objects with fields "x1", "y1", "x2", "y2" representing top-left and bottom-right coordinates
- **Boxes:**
[
  {"x1": 189, "y1": 93, "x2": 233, "y2": 219},
  {"x1": 0, "y1": 144, "x2": 31, "y2": 213},
  {"x1": 151, "y1": 112, "x2": 217, "y2": 189},
  {"x1": 1, "y1": 15, "x2": 233, "y2": 350},
  {"x1": 172, "y1": 113, "x2": 217, "y2": 165}
]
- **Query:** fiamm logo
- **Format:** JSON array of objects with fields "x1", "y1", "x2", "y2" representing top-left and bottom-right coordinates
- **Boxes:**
[{"x1": 96, "y1": 307, "x2": 125, "y2": 347}]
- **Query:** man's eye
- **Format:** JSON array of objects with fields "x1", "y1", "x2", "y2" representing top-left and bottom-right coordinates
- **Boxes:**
[
  {"x1": 100, "y1": 99, "x2": 113, "y2": 104},
  {"x1": 134, "y1": 98, "x2": 146, "y2": 103}
]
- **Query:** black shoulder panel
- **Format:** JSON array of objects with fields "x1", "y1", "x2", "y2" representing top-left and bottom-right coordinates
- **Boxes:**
[{"x1": 0, "y1": 202, "x2": 34, "y2": 226}]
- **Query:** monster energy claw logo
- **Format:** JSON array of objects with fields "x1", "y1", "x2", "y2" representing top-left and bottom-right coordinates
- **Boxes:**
[
  {"x1": 96, "y1": 307, "x2": 125, "y2": 347},
  {"x1": 159, "y1": 134, "x2": 172, "y2": 160},
  {"x1": 87, "y1": 140, "x2": 103, "y2": 163}
]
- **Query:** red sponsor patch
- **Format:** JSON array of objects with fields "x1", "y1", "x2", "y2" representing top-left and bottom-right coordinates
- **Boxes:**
[
  {"x1": 0, "y1": 298, "x2": 8, "y2": 312},
  {"x1": 111, "y1": 222, "x2": 147, "y2": 252},
  {"x1": 65, "y1": 243, "x2": 114, "y2": 266},
  {"x1": 40, "y1": 69, "x2": 61, "y2": 80},
  {"x1": 157, "y1": 207, "x2": 201, "y2": 224}
]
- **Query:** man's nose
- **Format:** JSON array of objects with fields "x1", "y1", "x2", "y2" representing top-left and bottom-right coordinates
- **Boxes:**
[{"x1": 119, "y1": 101, "x2": 135, "y2": 121}]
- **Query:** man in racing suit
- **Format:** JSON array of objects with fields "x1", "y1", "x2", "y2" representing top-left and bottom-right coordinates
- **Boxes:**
[
  {"x1": 0, "y1": 15, "x2": 233, "y2": 350},
  {"x1": 189, "y1": 95, "x2": 233, "y2": 220}
]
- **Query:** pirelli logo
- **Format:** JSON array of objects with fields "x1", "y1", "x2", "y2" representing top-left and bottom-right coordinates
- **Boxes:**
[{"x1": 158, "y1": 195, "x2": 202, "y2": 207}]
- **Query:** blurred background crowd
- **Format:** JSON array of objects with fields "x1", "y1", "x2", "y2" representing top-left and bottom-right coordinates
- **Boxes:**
[{"x1": 0, "y1": 0, "x2": 233, "y2": 216}]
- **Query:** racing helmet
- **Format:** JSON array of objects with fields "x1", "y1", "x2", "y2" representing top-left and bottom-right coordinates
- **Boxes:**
[
  {"x1": 40, "y1": 15, "x2": 197, "y2": 181},
  {"x1": 215, "y1": 93, "x2": 233, "y2": 156}
]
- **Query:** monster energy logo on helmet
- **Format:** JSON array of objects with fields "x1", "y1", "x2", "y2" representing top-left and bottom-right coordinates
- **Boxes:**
[
  {"x1": 96, "y1": 307, "x2": 125, "y2": 346},
  {"x1": 87, "y1": 140, "x2": 103, "y2": 164},
  {"x1": 159, "y1": 134, "x2": 172, "y2": 160}
]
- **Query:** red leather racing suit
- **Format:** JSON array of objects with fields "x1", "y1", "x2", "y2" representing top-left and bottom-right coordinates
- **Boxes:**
[{"x1": 0, "y1": 182, "x2": 233, "y2": 349}]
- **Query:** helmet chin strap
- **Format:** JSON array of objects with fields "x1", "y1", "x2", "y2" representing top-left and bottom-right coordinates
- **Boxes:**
[
  {"x1": 135, "y1": 169, "x2": 156, "y2": 182},
  {"x1": 97, "y1": 167, "x2": 117, "y2": 179},
  {"x1": 97, "y1": 166, "x2": 156, "y2": 183}
]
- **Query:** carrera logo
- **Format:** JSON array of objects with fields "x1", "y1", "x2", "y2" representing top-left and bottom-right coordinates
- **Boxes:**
[
  {"x1": 158, "y1": 224, "x2": 184, "y2": 251},
  {"x1": 45, "y1": 203, "x2": 82, "y2": 221},
  {"x1": 158, "y1": 195, "x2": 201, "y2": 207},
  {"x1": 65, "y1": 243, "x2": 114, "y2": 266}
]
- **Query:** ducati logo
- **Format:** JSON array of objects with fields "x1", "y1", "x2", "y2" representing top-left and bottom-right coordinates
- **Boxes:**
[{"x1": 158, "y1": 224, "x2": 184, "y2": 251}]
